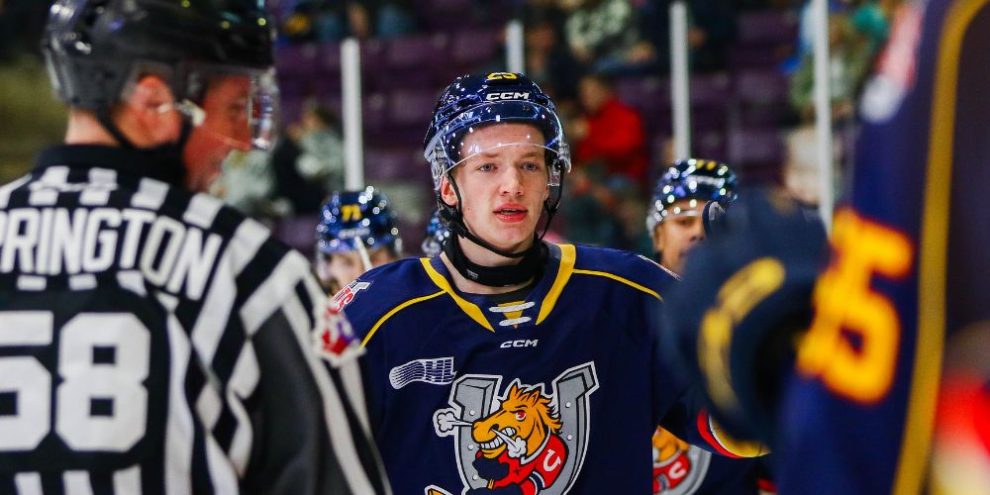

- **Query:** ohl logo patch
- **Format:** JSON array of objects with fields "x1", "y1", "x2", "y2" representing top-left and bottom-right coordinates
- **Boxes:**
[{"x1": 429, "y1": 362, "x2": 599, "y2": 495}]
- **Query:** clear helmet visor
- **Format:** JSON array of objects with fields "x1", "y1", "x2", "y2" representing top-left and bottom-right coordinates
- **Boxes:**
[
  {"x1": 424, "y1": 101, "x2": 570, "y2": 189},
  {"x1": 247, "y1": 68, "x2": 280, "y2": 150},
  {"x1": 173, "y1": 67, "x2": 280, "y2": 151}
]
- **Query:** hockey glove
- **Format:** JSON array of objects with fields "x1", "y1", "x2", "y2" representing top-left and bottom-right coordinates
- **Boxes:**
[
  {"x1": 663, "y1": 188, "x2": 828, "y2": 442},
  {"x1": 473, "y1": 456, "x2": 510, "y2": 481}
]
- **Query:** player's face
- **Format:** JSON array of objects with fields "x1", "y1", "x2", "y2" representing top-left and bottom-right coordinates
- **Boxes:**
[
  {"x1": 183, "y1": 75, "x2": 253, "y2": 192},
  {"x1": 653, "y1": 199, "x2": 705, "y2": 274},
  {"x1": 441, "y1": 123, "x2": 550, "y2": 255},
  {"x1": 318, "y1": 248, "x2": 396, "y2": 293}
]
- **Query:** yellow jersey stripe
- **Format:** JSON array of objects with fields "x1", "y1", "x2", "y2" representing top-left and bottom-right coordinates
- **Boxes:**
[
  {"x1": 895, "y1": 1, "x2": 985, "y2": 493},
  {"x1": 571, "y1": 268, "x2": 663, "y2": 301},
  {"x1": 361, "y1": 290, "x2": 445, "y2": 347},
  {"x1": 420, "y1": 258, "x2": 495, "y2": 331},
  {"x1": 537, "y1": 243, "x2": 577, "y2": 324}
]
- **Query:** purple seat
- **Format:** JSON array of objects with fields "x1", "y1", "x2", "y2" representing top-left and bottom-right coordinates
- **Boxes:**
[
  {"x1": 735, "y1": 69, "x2": 789, "y2": 104},
  {"x1": 450, "y1": 28, "x2": 501, "y2": 68},
  {"x1": 387, "y1": 33, "x2": 449, "y2": 69},
  {"x1": 729, "y1": 45, "x2": 785, "y2": 70},
  {"x1": 362, "y1": 93, "x2": 390, "y2": 133},
  {"x1": 615, "y1": 76, "x2": 671, "y2": 113},
  {"x1": 317, "y1": 41, "x2": 341, "y2": 74},
  {"x1": 737, "y1": 11, "x2": 799, "y2": 46},
  {"x1": 389, "y1": 89, "x2": 440, "y2": 128},
  {"x1": 417, "y1": 0, "x2": 476, "y2": 30},
  {"x1": 275, "y1": 43, "x2": 320, "y2": 77},
  {"x1": 365, "y1": 147, "x2": 425, "y2": 182},
  {"x1": 690, "y1": 73, "x2": 732, "y2": 109},
  {"x1": 694, "y1": 131, "x2": 727, "y2": 162},
  {"x1": 734, "y1": 69, "x2": 792, "y2": 126},
  {"x1": 728, "y1": 128, "x2": 784, "y2": 170},
  {"x1": 273, "y1": 214, "x2": 320, "y2": 257}
]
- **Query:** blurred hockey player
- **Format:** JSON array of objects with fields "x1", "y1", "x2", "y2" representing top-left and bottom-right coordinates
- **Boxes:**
[
  {"x1": 0, "y1": 1, "x2": 389, "y2": 493},
  {"x1": 334, "y1": 72, "x2": 764, "y2": 495},
  {"x1": 646, "y1": 160, "x2": 774, "y2": 495},
  {"x1": 315, "y1": 187, "x2": 402, "y2": 294},
  {"x1": 421, "y1": 209, "x2": 452, "y2": 258},
  {"x1": 664, "y1": 1, "x2": 990, "y2": 493},
  {"x1": 648, "y1": 159, "x2": 737, "y2": 275}
]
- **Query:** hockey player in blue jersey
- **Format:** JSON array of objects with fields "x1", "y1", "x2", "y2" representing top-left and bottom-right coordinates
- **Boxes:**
[
  {"x1": 664, "y1": 1, "x2": 990, "y2": 493},
  {"x1": 336, "y1": 72, "x2": 763, "y2": 494},
  {"x1": 316, "y1": 187, "x2": 402, "y2": 294},
  {"x1": 646, "y1": 160, "x2": 774, "y2": 495}
]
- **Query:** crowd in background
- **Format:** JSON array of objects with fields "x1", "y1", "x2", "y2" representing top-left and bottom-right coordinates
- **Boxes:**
[{"x1": 0, "y1": 0, "x2": 898, "y2": 258}]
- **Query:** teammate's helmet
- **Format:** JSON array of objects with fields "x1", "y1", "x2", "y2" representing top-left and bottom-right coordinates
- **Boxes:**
[
  {"x1": 647, "y1": 158, "x2": 738, "y2": 232},
  {"x1": 316, "y1": 187, "x2": 400, "y2": 254},
  {"x1": 423, "y1": 72, "x2": 571, "y2": 211},
  {"x1": 42, "y1": 0, "x2": 278, "y2": 149},
  {"x1": 421, "y1": 210, "x2": 451, "y2": 257}
]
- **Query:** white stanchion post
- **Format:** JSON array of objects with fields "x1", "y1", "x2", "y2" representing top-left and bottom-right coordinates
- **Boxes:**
[
  {"x1": 505, "y1": 19, "x2": 525, "y2": 73},
  {"x1": 670, "y1": 1, "x2": 691, "y2": 159},
  {"x1": 341, "y1": 38, "x2": 364, "y2": 190},
  {"x1": 812, "y1": 0, "x2": 834, "y2": 230}
]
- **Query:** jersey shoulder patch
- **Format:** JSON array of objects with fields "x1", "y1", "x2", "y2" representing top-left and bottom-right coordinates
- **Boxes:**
[{"x1": 338, "y1": 258, "x2": 442, "y2": 337}]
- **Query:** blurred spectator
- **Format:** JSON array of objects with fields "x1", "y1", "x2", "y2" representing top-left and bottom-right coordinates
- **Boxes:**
[
  {"x1": 789, "y1": 11, "x2": 871, "y2": 122},
  {"x1": 561, "y1": 165, "x2": 628, "y2": 247},
  {"x1": 523, "y1": 5, "x2": 583, "y2": 102},
  {"x1": 633, "y1": 0, "x2": 737, "y2": 74},
  {"x1": 572, "y1": 73, "x2": 649, "y2": 186},
  {"x1": 270, "y1": 100, "x2": 344, "y2": 215},
  {"x1": 279, "y1": 0, "x2": 419, "y2": 44},
  {"x1": 562, "y1": 0, "x2": 643, "y2": 74},
  {"x1": 850, "y1": 0, "x2": 893, "y2": 54},
  {"x1": 211, "y1": 150, "x2": 278, "y2": 219},
  {"x1": 291, "y1": 100, "x2": 346, "y2": 193}
]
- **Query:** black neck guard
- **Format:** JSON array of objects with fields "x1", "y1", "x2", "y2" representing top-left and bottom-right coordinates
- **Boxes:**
[{"x1": 443, "y1": 236, "x2": 547, "y2": 287}]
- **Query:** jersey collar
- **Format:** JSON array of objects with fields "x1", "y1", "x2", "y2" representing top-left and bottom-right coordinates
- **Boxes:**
[{"x1": 421, "y1": 243, "x2": 577, "y2": 331}]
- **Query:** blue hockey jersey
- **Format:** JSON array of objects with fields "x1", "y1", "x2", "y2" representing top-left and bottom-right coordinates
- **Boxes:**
[
  {"x1": 341, "y1": 243, "x2": 752, "y2": 494},
  {"x1": 777, "y1": 0, "x2": 990, "y2": 493}
]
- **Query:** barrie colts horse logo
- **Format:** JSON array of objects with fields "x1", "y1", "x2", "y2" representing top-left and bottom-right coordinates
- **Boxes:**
[{"x1": 430, "y1": 362, "x2": 599, "y2": 495}]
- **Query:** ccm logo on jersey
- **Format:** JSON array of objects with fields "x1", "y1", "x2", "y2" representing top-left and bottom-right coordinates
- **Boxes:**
[
  {"x1": 485, "y1": 91, "x2": 530, "y2": 101},
  {"x1": 500, "y1": 339, "x2": 538, "y2": 349}
]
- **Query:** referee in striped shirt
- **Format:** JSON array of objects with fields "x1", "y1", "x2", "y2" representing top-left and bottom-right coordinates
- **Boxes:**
[{"x1": 0, "y1": 1, "x2": 389, "y2": 493}]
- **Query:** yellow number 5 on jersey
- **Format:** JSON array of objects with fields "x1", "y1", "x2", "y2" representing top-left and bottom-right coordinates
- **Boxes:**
[{"x1": 797, "y1": 209, "x2": 913, "y2": 403}]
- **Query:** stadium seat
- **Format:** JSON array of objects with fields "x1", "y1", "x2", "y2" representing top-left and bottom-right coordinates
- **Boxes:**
[
  {"x1": 737, "y1": 10, "x2": 799, "y2": 46},
  {"x1": 276, "y1": 43, "x2": 320, "y2": 77},
  {"x1": 450, "y1": 28, "x2": 501, "y2": 70},
  {"x1": 386, "y1": 33, "x2": 449, "y2": 69},
  {"x1": 365, "y1": 147, "x2": 425, "y2": 182},
  {"x1": 728, "y1": 127, "x2": 784, "y2": 172}
]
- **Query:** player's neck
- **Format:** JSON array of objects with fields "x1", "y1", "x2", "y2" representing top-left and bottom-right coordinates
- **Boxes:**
[{"x1": 439, "y1": 239, "x2": 534, "y2": 295}]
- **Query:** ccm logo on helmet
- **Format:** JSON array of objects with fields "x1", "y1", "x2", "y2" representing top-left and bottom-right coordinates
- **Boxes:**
[{"x1": 486, "y1": 91, "x2": 531, "y2": 101}]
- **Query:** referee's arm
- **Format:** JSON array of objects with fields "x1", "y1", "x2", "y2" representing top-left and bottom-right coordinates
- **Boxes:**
[{"x1": 237, "y1": 255, "x2": 390, "y2": 494}]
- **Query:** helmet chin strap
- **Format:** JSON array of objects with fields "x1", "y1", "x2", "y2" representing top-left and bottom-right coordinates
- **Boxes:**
[{"x1": 96, "y1": 106, "x2": 192, "y2": 186}]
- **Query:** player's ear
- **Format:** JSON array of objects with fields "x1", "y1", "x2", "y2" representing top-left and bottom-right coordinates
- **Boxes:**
[
  {"x1": 439, "y1": 176, "x2": 459, "y2": 207},
  {"x1": 125, "y1": 75, "x2": 182, "y2": 144},
  {"x1": 652, "y1": 225, "x2": 665, "y2": 253}
]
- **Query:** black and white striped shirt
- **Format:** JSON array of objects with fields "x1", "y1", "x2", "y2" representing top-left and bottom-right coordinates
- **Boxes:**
[{"x1": 0, "y1": 145, "x2": 389, "y2": 494}]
